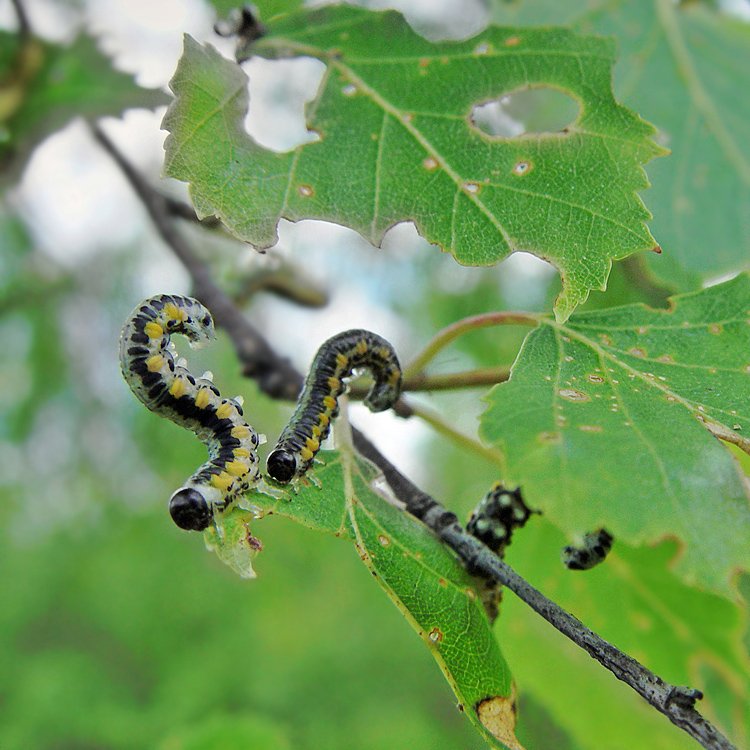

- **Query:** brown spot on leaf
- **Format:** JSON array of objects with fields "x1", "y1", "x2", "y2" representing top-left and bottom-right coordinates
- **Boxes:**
[
  {"x1": 628, "y1": 347, "x2": 646, "y2": 358},
  {"x1": 504, "y1": 36, "x2": 521, "y2": 46},
  {"x1": 708, "y1": 323, "x2": 722, "y2": 335},
  {"x1": 423, "y1": 156, "x2": 439, "y2": 171},
  {"x1": 587, "y1": 374, "x2": 604, "y2": 384},
  {"x1": 476, "y1": 693, "x2": 524, "y2": 750},
  {"x1": 538, "y1": 431, "x2": 561, "y2": 443},
  {"x1": 298, "y1": 184, "x2": 314, "y2": 197},
  {"x1": 463, "y1": 181, "x2": 481, "y2": 193},
  {"x1": 652, "y1": 245, "x2": 662, "y2": 254},
  {"x1": 378, "y1": 534, "x2": 390, "y2": 547},
  {"x1": 579, "y1": 424, "x2": 603, "y2": 433},
  {"x1": 512, "y1": 160, "x2": 531, "y2": 176},
  {"x1": 559, "y1": 388, "x2": 590, "y2": 402},
  {"x1": 428, "y1": 627, "x2": 444, "y2": 644}
]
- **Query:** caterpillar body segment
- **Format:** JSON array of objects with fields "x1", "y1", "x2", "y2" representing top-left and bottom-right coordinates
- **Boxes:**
[
  {"x1": 562, "y1": 528, "x2": 614, "y2": 570},
  {"x1": 267, "y1": 329, "x2": 402, "y2": 484},
  {"x1": 467, "y1": 483, "x2": 535, "y2": 557},
  {"x1": 119, "y1": 294, "x2": 260, "y2": 531}
]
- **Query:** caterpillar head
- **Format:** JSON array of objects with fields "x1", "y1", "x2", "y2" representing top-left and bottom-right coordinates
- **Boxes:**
[
  {"x1": 169, "y1": 486, "x2": 213, "y2": 531},
  {"x1": 266, "y1": 449, "x2": 298, "y2": 484}
]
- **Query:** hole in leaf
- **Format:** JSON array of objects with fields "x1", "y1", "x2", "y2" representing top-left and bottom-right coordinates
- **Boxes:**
[
  {"x1": 471, "y1": 86, "x2": 580, "y2": 137},
  {"x1": 243, "y1": 56, "x2": 326, "y2": 152}
]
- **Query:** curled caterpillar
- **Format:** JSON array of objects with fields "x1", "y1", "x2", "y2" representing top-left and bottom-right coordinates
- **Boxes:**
[
  {"x1": 467, "y1": 483, "x2": 535, "y2": 557},
  {"x1": 266, "y1": 329, "x2": 402, "y2": 484},
  {"x1": 562, "y1": 528, "x2": 614, "y2": 570},
  {"x1": 119, "y1": 294, "x2": 260, "y2": 531}
]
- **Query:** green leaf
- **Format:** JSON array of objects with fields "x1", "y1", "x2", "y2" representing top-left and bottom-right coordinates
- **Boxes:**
[
  {"x1": 480, "y1": 274, "x2": 750, "y2": 598},
  {"x1": 490, "y1": 0, "x2": 750, "y2": 292},
  {"x1": 219, "y1": 450, "x2": 521, "y2": 750},
  {"x1": 163, "y1": 6, "x2": 664, "y2": 320},
  {"x1": 0, "y1": 32, "x2": 168, "y2": 178},
  {"x1": 501, "y1": 518, "x2": 748, "y2": 750}
]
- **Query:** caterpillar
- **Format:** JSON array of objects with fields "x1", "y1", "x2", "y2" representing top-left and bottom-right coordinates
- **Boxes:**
[
  {"x1": 119, "y1": 294, "x2": 260, "y2": 531},
  {"x1": 467, "y1": 483, "x2": 535, "y2": 557},
  {"x1": 561, "y1": 528, "x2": 614, "y2": 570},
  {"x1": 266, "y1": 329, "x2": 402, "y2": 484}
]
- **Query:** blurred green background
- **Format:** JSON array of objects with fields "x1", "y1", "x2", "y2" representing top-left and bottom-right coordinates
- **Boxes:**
[{"x1": 2, "y1": 1, "x2": 749, "y2": 749}]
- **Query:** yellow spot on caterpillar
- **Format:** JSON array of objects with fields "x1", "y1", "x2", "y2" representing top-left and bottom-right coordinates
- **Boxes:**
[
  {"x1": 388, "y1": 370, "x2": 401, "y2": 386},
  {"x1": 233, "y1": 447, "x2": 251, "y2": 458},
  {"x1": 306, "y1": 437, "x2": 320, "y2": 452},
  {"x1": 211, "y1": 472, "x2": 234, "y2": 491},
  {"x1": 328, "y1": 376, "x2": 341, "y2": 391},
  {"x1": 318, "y1": 413, "x2": 330, "y2": 428},
  {"x1": 300, "y1": 447, "x2": 314, "y2": 461},
  {"x1": 164, "y1": 302, "x2": 186, "y2": 322},
  {"x1": 146, "y1": 354, "x2": 165, "y2": 372},
  {"x1": 231, "y1": 425, "x2": 250, "y2": 439},
  {"x1": 323, "y1": 396, "x2": 337, "y2": 410},
  {"x1": 225, "y1": 461, "x2": 248, "y2": 477},
  {"x1": 335, "y1": 353, "x2": 348, "y2": 368},
  {"x1": 216, "y1": 402, "x2": 233, "y2": 419},
  {"x1": 355, "y1": 339, "x2": 368, "y2": 356},
  {"x1": 169, "y1": 378, "x2": 187, "y2": 398},
  {"x1": 311, "y1": 425, "x2": 322, "y2": 438},
  {"x1": 195, "y1": 389, "x2": 210, "y2": 409},
  {"x1": 144, "y1": 321, "x2": 163, "y2": 338}
]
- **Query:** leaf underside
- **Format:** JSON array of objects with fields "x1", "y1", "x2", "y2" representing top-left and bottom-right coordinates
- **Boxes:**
[
  {"x1": 481, "y1": 273, "x2": 750, "y2": 599},
  {"x1": 214, "y1": 450, "x2": 521, "y2": 750},
  {"x1": 163, "y1": 5, "x2": 664, "y2": 320}
]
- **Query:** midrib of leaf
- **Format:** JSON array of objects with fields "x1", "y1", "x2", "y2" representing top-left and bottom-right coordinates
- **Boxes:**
[
  {"x1": 606, "y1": 554, "x2": 750, "y2": 697},
  {"x1": 655, "y1": 0, "x2": 750, "y2": 184},
  {"x1": 543, "y1": 318, "x2": 750, "y2": 452}
]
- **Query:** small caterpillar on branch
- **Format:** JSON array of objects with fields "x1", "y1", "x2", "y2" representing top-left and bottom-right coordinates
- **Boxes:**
[
  {"x1": 562, "y1": 528, "x2": 614, "y2": 570},
  {"x1": 266, "y1": 330, "x2": 402, "y2": 484},
  {"x1": 119, "y1": 294, "x2": 260, "y2": 531},
  {"x1": 467, "y1": 483, "x2": 536, "y2": 557}
]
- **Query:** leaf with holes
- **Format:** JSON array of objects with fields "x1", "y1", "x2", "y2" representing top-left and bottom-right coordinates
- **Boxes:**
[
  {"x1": 480, "y1": 274, "x2": 750, "y2": 599},
  {"x1": 219, "y1": 450, "x2": 521, "y2": 750},
  {"x1": 489, "y1": 0, "x2": 750, "y2": 293},
  {"x1": 162, "y1": 5, "x2": 665, "y2": 321}
]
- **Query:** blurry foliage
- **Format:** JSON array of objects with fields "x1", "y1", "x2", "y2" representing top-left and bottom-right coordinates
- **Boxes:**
[{"x1": 1, "y1": 0, "x2": 749, "y2": 749}]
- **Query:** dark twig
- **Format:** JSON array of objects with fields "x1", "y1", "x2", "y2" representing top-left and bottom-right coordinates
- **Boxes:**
[
  {"x1": 11, "y1": 0, "x2": 30, "y2": 38},
  {"x1": 98, "y1": 123, "x2": 735, "y2": 750}
]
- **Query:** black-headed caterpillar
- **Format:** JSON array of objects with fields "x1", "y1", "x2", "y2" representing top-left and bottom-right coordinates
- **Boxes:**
[
  {"x1": 119, "y1": 294, "x2": 260, "y2": 531},
  {"x1": 467, "y1": 483, "x2": 535, "y2": 557},
  {"x1": 562, "y1": 528, "x2": 614, "y2": 570},
  {"x1": 266, "y1": 329, "x2": 402, "y2": 484}
]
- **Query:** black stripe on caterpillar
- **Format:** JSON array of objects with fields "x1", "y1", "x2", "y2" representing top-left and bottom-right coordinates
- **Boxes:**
[
  {"x1": 119, "y1": 294, "x2": 260, "y2": 531},
  {"x1": 467, "y1": 483, "x2": 536, "y2": 558},
  {"x1": 562, "y1": 528, "x2": 614, "y2": 570},
  {"x1": 266, "y1": 329, "x2": 402, "y2": 484}
]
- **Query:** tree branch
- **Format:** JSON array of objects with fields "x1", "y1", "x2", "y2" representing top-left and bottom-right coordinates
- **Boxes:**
[{"x1": 96, "y1": 122, "x2": 736, "y2": 750}]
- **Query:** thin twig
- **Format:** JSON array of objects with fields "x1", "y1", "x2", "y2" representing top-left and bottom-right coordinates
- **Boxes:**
[
  {"x1": 98, "y1": 123, "x2": 735, "y2": 750},
  {"x1": 11, "y1": 0, "x2": 30, "y2": 38},
  {"x1": 405, "y1": 311, "x2": 541, "y2": 377}
]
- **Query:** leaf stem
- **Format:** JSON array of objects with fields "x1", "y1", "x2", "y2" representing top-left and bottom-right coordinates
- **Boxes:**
[{"x1": 405, "y1": 312, "x2": 541, "y2": 378}]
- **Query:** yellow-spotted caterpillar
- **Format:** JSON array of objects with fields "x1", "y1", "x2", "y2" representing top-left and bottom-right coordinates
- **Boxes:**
[
  {"x1": 562, "y1": 528, "x2": 613, "y2": 570},
  {"x1": 266, "y1": 330, "x2": 402, "y2": 484},
  {"x1": 119, "y1": 294, "x2": 260, "y2": 531},
  {"x1": 467, "y1": 483, "x2": 536, "y2": 557}
]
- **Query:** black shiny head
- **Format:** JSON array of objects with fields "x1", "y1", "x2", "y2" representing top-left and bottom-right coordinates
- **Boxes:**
[
  {"x1": 169, "y1": 487, "x2": 212, "y2": 531},
  {"x1": 266, "y1": 449, "x2": 297, "y2": 484}
]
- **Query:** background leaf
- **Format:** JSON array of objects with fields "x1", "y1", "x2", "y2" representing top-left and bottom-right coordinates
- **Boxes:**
[
  {"x1": 480, "y1": 274, "x2": 750, "y2": 598},
  {"x1": 163, "y1": 5, "x2": 664, "y2": 320},
  {"x1": 0, "y1": 32, "x2": 168, "y2": 179}
]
